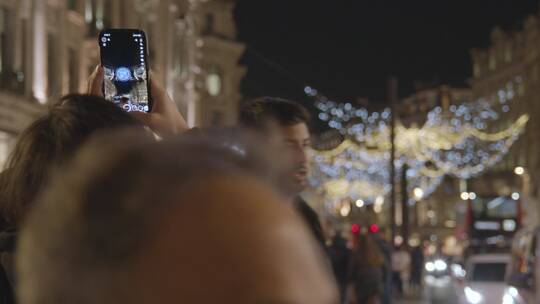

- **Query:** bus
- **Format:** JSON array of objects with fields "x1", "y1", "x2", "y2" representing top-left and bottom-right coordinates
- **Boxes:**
[{"x1": 456, "y1": 195, "x2": 522, "y2": 254}]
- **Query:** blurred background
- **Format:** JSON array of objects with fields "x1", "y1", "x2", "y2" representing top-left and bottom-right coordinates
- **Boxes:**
[{"x1": 3, "y1": 1, "x2": 540, "y2": 302}]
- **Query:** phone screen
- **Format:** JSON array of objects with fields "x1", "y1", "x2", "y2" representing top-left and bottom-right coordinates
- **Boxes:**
[{"x1": 99, "y1": 29, "x2": 151, "y2": 113}]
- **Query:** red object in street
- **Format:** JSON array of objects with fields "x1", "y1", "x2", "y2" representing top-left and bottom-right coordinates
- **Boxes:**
[
  {"x1": 351, "y1": 224, "x2": 360, "y2": 234},
  {"x1": 369, "y1": 224, "x2": 379, "y2": 233}
]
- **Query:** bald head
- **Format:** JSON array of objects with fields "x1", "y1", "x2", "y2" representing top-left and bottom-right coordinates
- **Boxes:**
[{"x1": 17, "y1": 131, "x2": 338, "y2": 304}]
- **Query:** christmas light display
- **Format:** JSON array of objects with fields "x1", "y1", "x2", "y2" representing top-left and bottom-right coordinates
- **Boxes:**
[{"x1": 307, "y1": 78, "x2": 529, "y2": 214}]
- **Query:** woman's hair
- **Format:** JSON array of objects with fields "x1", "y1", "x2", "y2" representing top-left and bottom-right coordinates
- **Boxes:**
[
  {"x1": 354, "y1": 233, "x2": 384, "y2": 268},
  {"x1": 0, "y1": 94, "x2": 141, "y2": 228}
]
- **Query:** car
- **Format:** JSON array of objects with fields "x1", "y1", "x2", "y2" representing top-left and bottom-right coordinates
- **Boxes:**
[
  {"x1": 457, "y1": 253, "x2": 519, "y2": 304},
  {"x1": 424, "y1": 256, "x2": 452, "y2": 287}
]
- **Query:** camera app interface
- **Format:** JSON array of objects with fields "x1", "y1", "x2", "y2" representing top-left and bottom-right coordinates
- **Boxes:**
[{"x1": 100, "y1": 31, "x2": 150, "y2": 113}]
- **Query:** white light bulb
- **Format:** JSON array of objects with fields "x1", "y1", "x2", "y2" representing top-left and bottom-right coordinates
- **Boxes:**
[{"x1": 413, "y1": 187, "x2": 424, "y2": 200}]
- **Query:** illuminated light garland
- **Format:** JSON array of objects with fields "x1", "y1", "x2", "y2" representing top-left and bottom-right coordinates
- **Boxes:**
[
  {"x1": 306, "y1": 79, "x2": 528, "y2": 215},
  {"x1": 468, "y1": 115, "x2": 529, "y2": 141}
]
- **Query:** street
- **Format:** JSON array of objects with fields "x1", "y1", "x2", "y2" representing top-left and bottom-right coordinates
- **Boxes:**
[{"x1": 394, "y1": 277, "x2": 459, "y2": 304}]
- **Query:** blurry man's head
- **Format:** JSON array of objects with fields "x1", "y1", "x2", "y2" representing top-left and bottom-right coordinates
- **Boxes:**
[
  {"x1": 239, "y1": 97, "x2": 311, "y2": 194},
  {"x1": 0, "y1": 94, "x2": 141, "y2": 228},
  {"x1": 17, "y1": 132, "x2": 338, "y2": 304}
]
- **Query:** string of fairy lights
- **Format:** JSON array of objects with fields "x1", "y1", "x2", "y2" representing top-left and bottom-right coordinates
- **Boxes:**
[
  {"x1": 232, "y1": 42, "x2": 528, "y2": 218},
  {"x1": 306, "y1": 77, "x2": 529, "y2": 217}
]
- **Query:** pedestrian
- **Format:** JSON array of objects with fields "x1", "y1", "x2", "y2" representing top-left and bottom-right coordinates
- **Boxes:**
[
  {"x1": 409, "y1": 245, "x2": 424, "y2": 294},
  {"x1": 391, "y1": 244, "x2": 411, "y2": 296},
  {"x1": 329, "y1": 231, "x2": 351, "y2": 302},
  {"x1": 346, "y1": 233, "x2": 384, "y2": 304},
  {"x1": 0, "y1": 95, "x2": 143, "y2": 304},
  {"x1": 372, "y1": 228, "x2": 393, "y2": 304},
  {"x1": 239, "y1": 97, "x2": 326, "y2": 248},
  {"x1": 0, "y1": 68, "x2": 187, "y2": 304},
  {"x1": 16, "y1": 131, "x2": 339, "y2": 304}
]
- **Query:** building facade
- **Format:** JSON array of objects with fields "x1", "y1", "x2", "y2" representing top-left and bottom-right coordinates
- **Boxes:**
[
  {"x1": 401, "y1": 86, "x2": 473, "y2": 250},
  {"x1": 0, "y1": 0, "x2": 245, "y2": 157},
  {"x1": 470, "y1": 13, "x2": 540, "y2": 225}
]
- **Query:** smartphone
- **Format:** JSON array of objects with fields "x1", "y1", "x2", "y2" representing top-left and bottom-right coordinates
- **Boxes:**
[{"x1": 98, "y1": 29, "x2": 152, "y2": 113}]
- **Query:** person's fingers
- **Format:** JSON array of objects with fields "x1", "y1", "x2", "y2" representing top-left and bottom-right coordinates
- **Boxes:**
[
  {"x1": 149, "y1": 77, "x2": 167, "y2": 107},
  {"x1": 129, "y1": 111, "x2": 151, "y2": 125},
  {"x1": 87, "y1": 65, "x2": 104, "y2": 96}
]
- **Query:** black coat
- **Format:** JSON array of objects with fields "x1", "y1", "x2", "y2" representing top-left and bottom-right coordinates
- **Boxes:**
[{"x1": 294, "y1": 197, "x2": 326, "y2": 249}]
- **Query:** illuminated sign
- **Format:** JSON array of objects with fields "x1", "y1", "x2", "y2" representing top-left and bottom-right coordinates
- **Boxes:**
[{"x1": 474, "y1": 221, "x2": 500, "y2": 230}]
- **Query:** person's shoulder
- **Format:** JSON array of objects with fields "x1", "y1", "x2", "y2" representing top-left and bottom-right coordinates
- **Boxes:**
[{"x1": 0, "y1": 229, "x2": 15, "y2": 253}]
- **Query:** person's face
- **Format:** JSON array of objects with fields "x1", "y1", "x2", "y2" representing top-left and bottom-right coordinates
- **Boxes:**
[{"x1": 278, "y1": 122, "x2": 311, "y2": 193}]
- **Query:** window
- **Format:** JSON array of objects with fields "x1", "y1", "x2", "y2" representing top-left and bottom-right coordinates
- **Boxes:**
[
  {"x1": 489, "y1": 53, "x2": 497, "y2": 71},
  {"x1": 85, "y1": 0, "x2": 104, "y2": 36},
  {"x1": 505, "y1": 46, "x2": 513, "y2": 63},
  {"x1": 47, "y1": 33, "x2": 59, "y2": 97},
  {"x1": 473, "y1": 63, "x2": 481, "y2": 78},
  {"x1": 472, "y1": 196, "x2": 518, "y2": 219},
  {"x1": 103, "y1": 0, "x2": 113, "y2": 29},
  {"x1": 68, "y1": 48, "x2": 79, "y2": 93},
  {"x1": 173, "y1": 20, "x2": 187, "y2": 78},
  {"x1": 206, "y1": 72, "x2": 222, "y2": 96},
  {"x1": 95, "y1": 0, "x2": 104, "y2": 30},
  {"x1": 211, "y1": 111, "x2": 223, "y2": 126},
  {"x1": 471, "y1": 262, "x2": 507, "y2": 282},
  {"x1": 0, "y1": 6, "x2": 16, "y2": 91},
  {"x1": 85, "y1": 0, "x2": 93, "y2": 23},
  {"x1": 16, "y1": 18, "x2": 27, "y2": 94},
  {"x1": 204, "y1": 13, "x2": 214, "y2": 35},
  {"x1": 517, "y1": 82, "x2": 525, "y2": 97}
]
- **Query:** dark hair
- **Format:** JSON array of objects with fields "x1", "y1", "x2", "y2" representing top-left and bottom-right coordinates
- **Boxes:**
[
  {"x1": 354, "y1": 233, "x2": 384, "y2": 268},
  {"x1": 0, "y1": 94, "x2": 141, "y2": 228},
  {"x1": 239, "y1": 97, "x2": 310, "y2": 130}
]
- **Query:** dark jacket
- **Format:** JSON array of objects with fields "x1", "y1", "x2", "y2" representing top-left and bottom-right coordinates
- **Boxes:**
[
  {"x1": 0, "y1": 229, "x2": 15, "y2": 304},
  {"x1": 295, "y1": 197, "x2": 326, "y2": 248}
]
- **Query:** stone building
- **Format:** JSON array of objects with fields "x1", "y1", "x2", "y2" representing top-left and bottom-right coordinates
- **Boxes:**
[
  {"x1": 0, "y1": 0, "x2": 245, "y2": 167},
  {"x1": 470, "y1": 13, "x2": 540, "y2": 225}
]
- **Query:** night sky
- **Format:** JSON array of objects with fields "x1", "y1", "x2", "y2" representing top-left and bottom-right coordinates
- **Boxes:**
[{"x1": 235, "y1": 0, "x2": 539, "y2": 105}]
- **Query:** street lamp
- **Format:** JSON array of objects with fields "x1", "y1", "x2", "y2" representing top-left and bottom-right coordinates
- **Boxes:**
[
  {"x1": 413, "y1": 187, "x2": 424, "y2": 200},
  {"x1": 340, "y1": 203, "x2": 351, "y2": 217},
  {"x1": 514, "y1": 166, "x2": 535, "y2": 227},
  {"x1": 460, "y1": 192, "x2": 470, "y2": 201}
]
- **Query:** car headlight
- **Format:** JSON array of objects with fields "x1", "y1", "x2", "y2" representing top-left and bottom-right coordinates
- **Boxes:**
[
  {"x1": 434, "y1": 259, "x2": 447, "y2": 271},
  {"x1": 425, "y1": 261, "x2": 435, "y2": 272},
  {"x1": 451, "y1": 263, "x2": 467, "y2": 277},
  {"x1": 464, "y1": 287, "x2": 483, "y2": 304},
  {"x1": 503, "y1": 287, "x2": 522, "y2": 304},
  {"x1": 503, "y1": 294, "x2": 515, "y2": 304}
]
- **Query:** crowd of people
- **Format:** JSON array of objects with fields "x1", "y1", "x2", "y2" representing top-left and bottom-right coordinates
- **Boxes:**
[
  {"x1": 327, "y1": 228, "x2": 426, "y2": 304},
  {"x1": 0, "y1": 65, "x2": 425, "y2": 304}
]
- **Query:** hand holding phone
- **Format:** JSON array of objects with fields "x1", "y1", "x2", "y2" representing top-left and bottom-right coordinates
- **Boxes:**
[
  {"x1": 87, "y1": 66, "x2": 188, "y2": 136},
  {"x1": 99, "y1": 29, "x2": 152, "y2": 113}
]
